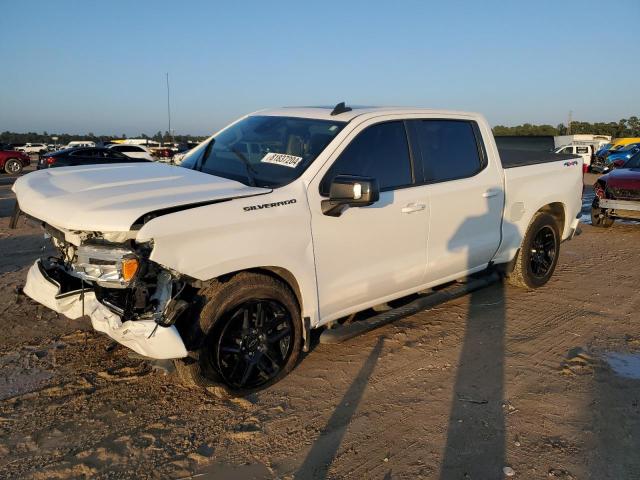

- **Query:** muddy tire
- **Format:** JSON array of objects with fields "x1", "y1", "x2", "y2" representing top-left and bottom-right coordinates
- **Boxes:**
[
  {"x1": 590, "y1": 200, "x2": 614, "y2": 228},
  {"x1": 4, "y1": 159, "x2": 23, "y2": 175},
  {"x1": 508, "y1": 212, "x2": 560, "y2": 289},
  {"x1": 174, "y1": 272, "x2": 302, "y2": 396}
]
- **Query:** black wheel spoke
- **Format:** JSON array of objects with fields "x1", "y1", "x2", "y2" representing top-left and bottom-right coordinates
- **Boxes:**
[
  {"x1": 228, "y1": 357, "x2": 244, "y2": 380},
  {"x1": 256, "y1": 302, "x2": 264, "y2": 327},
  {"x1": 239, "y1": 361, "x2": 256, "y2": 386},
  {"x1": 221, "y1": 346, "x2": 241, "y2": 354},
  {"x1": 242, "y1": 308, "x2": 250, "y2": 330},
  {"x1": 267, "y1": 327, "x2": 291, "y2": 344}
]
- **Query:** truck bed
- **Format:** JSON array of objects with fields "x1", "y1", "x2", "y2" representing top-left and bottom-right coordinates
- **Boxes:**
[{"x1": 498, "y1": 148, "x2": 579, "y2": 169}]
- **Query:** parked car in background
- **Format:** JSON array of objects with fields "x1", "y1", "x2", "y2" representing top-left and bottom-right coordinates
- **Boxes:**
[
  {"x1": 610, "y1": 137, "x2": 640, "y2": 150},
  {"x1": 107, "y1": 144, "x2": 154, "y2": 160},
  {"x1": 592, "y1": 143, "x2": 640, "y2": 173},
  {"x1": 150, "y1": 146, "x2": 174, "y2": 161},
  {"x1": 1, "y1": 148, "x2": 31, "y2": 174},
  {"x1": 555, "y1": 144, "x2": 592, "y2": 172},
  {"x1": 594, "y1": 142, "x2": 612, "y2": 158},
  {"x1": 64, "y1": 141, "x2": 96, "y2": 149},
  {"x1": 38, "y1": 147, "x2": 151, "y2": 169},
  {"x1": 121, "y1": 139, "x2": 161, "y2": 148},
  {"x1": 16, "y1": 143, "x2": 48, "y2": 155},
  {"x1": 592, "y1": 151, "x2": 640, "y2": 227}
]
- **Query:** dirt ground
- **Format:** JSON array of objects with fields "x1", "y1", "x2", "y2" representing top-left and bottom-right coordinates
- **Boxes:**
[{"x1": 0, "y1": 170, "x2": 639, "y2": 479}]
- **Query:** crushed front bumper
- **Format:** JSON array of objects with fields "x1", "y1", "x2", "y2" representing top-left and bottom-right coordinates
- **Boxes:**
[{"x1": 24, "y1": 260, "x2": 187, "y2": 359}]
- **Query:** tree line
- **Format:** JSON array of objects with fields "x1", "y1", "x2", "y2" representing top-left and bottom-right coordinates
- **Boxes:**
[
  {"x1": 492, "y1": 116, "x2": 640, "y2": 137},
  {"x1": 3, "y1": 116, "x2": 640, "y2": 144},
  {"x1": 0, "y1": 130, "x2": 207, "y2": 146}
]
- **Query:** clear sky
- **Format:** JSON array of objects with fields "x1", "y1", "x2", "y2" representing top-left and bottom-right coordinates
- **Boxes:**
[{"x1": 1, "y1": 0, "x2": 638, "y2": 136}]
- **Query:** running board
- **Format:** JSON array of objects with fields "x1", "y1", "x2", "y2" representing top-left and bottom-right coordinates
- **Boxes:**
[{"x1": 320, "y1": 272, "x2": 501, "y2": 344}]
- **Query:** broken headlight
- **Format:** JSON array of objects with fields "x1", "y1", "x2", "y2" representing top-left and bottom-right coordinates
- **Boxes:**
[{"x1": 71, "y1": 244, "x2": 139, "y2": 287}]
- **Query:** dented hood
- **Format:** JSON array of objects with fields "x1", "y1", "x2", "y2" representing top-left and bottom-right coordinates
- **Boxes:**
[{"x1": 13, "y1": 163, "x2": 269, "y2": 231}]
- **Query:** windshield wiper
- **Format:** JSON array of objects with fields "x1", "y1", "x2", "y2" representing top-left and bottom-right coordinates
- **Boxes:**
[{"x1": 229, "y1": 146, "x2": 258, "y2": 187}]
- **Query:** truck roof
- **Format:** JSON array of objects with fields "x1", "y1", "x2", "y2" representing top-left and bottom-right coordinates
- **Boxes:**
[{"x1": 253, "y1": 106, "x2": 480, "y2": 122}]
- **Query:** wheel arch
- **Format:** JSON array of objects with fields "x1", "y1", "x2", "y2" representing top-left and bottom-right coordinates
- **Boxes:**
[
  {"x1": 212, "y1": 266, "x2": 304, "y2": 313},
  {"x1": 536, "y1": 202, "x2": 566, "y2": 236}
]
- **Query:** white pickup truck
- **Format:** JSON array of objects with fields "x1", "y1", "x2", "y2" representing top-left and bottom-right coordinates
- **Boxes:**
[{"x1": 13, "y1": 105, "x2": 583, "y2": 394}]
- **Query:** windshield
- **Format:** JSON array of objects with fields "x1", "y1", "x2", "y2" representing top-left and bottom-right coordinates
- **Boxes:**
[
  {"x1": 181, "y1": 116, "x2": 346, "y2": 187},
  {"x1": 621, "y1": 143, "x2": 640, "y2": 151},
  {"x1": 626, "y1": 152, "x2": 640, "y2": 168}
]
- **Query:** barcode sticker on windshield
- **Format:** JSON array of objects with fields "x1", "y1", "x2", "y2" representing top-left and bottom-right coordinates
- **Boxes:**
[{"x1": 261, "y1": 152, "x2": 303, "y2": 168}]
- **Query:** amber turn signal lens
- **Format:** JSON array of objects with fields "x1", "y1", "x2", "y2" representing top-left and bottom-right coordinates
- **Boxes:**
[{"x1": 121, "y1": 258, "x2": 139, "y2": 282}]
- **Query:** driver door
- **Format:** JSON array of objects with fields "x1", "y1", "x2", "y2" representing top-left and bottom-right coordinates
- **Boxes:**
[{"x1": 307, "y1": 119, "x2": 429, "y2": 323}]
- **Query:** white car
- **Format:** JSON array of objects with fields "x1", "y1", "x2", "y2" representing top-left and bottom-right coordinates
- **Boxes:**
[
  {"x1": 13, "y1": 105, "x2": 582, "y2": 394},
  {"x1": 555, "y1": 144, "x2": 593, "y2": 172},
  {"x1": 17, "y1": 143, "x2": 48, "y2": 155},
  {"x1": 107, "y1": 144, "x2": 154, "y2": 161},
  {"x1": 65, "y1": 141, "x2": 96, "y2": 149}
]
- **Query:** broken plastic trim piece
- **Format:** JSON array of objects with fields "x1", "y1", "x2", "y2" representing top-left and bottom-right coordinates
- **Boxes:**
[{"x1": 23, "y1": 260, "x2": 188, "y2": 359}]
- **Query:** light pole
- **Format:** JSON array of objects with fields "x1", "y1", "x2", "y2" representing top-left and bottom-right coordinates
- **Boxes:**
[{"x1": 166, "y1": 73, "x2": 172, "y2": 145}]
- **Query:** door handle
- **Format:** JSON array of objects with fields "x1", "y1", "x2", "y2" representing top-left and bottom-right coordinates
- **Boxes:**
[
  {"x1": 483, "y1": 191, "x2": 499, "y2": 198},
  {"x1": 401, "y1": 203, "x2": 426, "y2": 214}
]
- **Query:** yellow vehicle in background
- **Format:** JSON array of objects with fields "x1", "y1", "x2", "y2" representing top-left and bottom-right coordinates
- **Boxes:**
[{"x1": 610, "y1": 137, "x2": 640, "y2": 151}]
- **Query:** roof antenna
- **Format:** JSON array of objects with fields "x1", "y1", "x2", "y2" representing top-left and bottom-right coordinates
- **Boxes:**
[{"x1": 330, "y1": 101, "x2": 352, "y2": 116}]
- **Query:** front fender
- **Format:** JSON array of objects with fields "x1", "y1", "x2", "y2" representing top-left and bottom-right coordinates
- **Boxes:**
[{"x1": 136, "y1": 182, "x2": 320, "y2": 326}]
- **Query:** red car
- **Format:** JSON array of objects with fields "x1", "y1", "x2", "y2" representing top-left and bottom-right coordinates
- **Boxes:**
[
  {"x1": 0, "y1": 148, "x2": 31, "y2": 175},
  {"x1": 591, "y1": 153, "x2": 640, "y2": 227}
]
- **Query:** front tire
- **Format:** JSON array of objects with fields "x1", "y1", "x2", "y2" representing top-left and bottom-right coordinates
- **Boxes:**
[
  {"x1": 4, "y1": 159, "x2": 23, "y2": 175},
  {"x1": 508, "y1": 212, "x2": 560, "y2": 289},
  {"x1": 175, "y1": 272, "x2": 302, "y2": 395}
]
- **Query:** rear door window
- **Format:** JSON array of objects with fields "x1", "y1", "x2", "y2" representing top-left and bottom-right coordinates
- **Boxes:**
[
  {"x1": 70, "y1": 149, "x2": 91, "y2": 157},
  {"x1": 413, "y1": 120, "x2": 484, "y2": 183},
  {"x1": 320, "y1": 121, "x2": 413, "y2": 195}
]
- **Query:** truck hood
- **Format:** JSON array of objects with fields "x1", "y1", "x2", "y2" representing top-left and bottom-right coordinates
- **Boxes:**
[
  {"x1": 603, "y1": 168, "x2": 640, "y2": 191},
  {"x1": 13, "y1": 163, "x2": 270, "y2": 231}
]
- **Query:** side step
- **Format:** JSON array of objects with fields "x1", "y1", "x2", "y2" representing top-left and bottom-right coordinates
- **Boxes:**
[{"x1": 320, "y1": 272, "x2": 501, "y2": 344}]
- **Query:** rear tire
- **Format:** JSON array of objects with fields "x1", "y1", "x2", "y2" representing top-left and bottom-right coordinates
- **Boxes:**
[
  {"x1": 590, "y1": 199, "x2": 614, "y2": 228},
  {"x1": 174, "y1": 272, "x2": 302, "y2": 396},
  {"x1": 4, "y1": 159, "x2": 23, "y2": 175},
  {"x1": 508, "y1": 212, "x2": 560, "y2": 289}
]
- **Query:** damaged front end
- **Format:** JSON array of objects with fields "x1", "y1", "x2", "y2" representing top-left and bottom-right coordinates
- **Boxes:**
[{"x1": 23, "y1": 224, "x2": 191, "y2": 359}]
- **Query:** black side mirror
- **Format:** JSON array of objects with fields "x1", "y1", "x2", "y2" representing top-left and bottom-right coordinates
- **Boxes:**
[{"x1": 321, "y1": 175, "x2": 380, "y2": 217}]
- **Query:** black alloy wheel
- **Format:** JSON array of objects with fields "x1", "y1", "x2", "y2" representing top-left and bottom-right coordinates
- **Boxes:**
[
  {"x1": 214, "y1": 299, "x2": 294, "y2": 390},
  {"x1": 529, "y1": 225, "x2": 557, "y2": 278}
]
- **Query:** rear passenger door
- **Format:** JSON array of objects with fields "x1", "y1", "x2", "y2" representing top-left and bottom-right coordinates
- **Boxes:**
[{"x1": 409, "y1": 119, "x2": 504, "y2": 282}]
